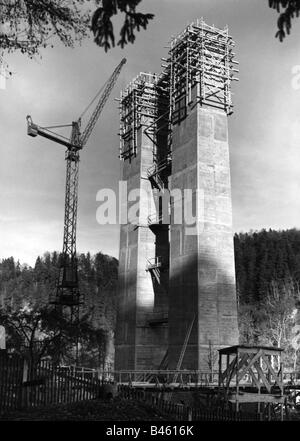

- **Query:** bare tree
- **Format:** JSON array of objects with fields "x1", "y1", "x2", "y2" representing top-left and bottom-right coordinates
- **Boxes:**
[
  {"x1": 261, "y1": 278, "x2": 299, "y2": 350},
  {"x1": 0, "y1": 1, "x2": 154, "y2": 57},
  {"x1": 0, "y1": 303, "x2": 63, "y2": 366},
  {"x1": 205, "y1": 340, "x2": 218, "y2": 382},
  {"x1": 0, "y1": 302, "x2": 107, "y2": 367},
  {"x1": 0, "y1": 0, "x2": 90, "y2": 57},
  {"x1": 290, "y1": 301, "x2": 300, "y2": 371},
  {"x1": 238, "y1": 302, "x2": 258, "y2": 345}
]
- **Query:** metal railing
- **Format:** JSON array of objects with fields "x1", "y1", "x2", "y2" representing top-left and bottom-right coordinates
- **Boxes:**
[
  {"x1": 147, "y1": 212, "x2": 170, "y2": 226},
  {"x1": 108, "y1": 370, "x2": 220, "y2": 387},
  {"x1": 147, "y1": 156, "x2": 172, "y2": 179},
  {"x1": 146, "y1": 256, "x2": 164, "y2": 270},
  {"x1": 59, "y1": 365, "x2": 99, "y2": 379}
]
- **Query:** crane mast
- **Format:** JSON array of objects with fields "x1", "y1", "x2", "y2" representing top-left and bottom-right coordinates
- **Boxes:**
[
  {"x1": 56, "y1": 121, "x2": 81, "y2": 316},
  {"x1": 27, "y1": 58, "x2": 126, "y2": 321}
]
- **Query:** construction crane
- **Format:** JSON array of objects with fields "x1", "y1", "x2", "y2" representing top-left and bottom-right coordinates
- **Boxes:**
[{"x1": 26, "y1": 58, "x2": 126, "y2": 321}]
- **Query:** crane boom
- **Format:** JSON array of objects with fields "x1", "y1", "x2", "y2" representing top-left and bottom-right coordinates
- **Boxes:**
[{"x1": 80, "y1": 58, "x2": 126, "y2": 147}]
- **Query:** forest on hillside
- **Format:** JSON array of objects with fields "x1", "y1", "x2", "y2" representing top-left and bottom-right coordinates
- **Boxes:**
[
  {"x1": 0, "y1": 252, "x2": 118, "y2": 368},
  {"x1": 1, "y1": 228, "x2": 300, "y2": 370},
  {"x1": 234, "y1": 228, "x2": 300, "y2": 304},
  {"x1": 235, "y1": 229, "x2": 300, "y2": 369}
]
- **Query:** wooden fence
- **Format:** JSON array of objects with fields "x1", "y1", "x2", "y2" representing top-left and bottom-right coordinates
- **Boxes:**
[
  {"x1": 0, "y1": 352, "x2": 101, "y2": 413},
  {"x1": 118, "y1": 385, "x2": 259, "y2": 421},
  {"x1": 0, "y1": 352, "x2": 23, "y2": 411}
]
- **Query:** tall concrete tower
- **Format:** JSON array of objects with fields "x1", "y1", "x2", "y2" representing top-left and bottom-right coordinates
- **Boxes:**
[
  {"x1": 115, "y1": 73, "x2": 170, "y2": 370},
  {"x1": 115, "y1": 19, "x2": 239, "y2": 372},
  {"x1": 167, "y1": 20, "x2": 239, "y2": 370}
]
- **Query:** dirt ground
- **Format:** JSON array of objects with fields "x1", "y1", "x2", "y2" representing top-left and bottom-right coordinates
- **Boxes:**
[{"x1": 0, "y1": 398, "x2": 171, "y2": 421}]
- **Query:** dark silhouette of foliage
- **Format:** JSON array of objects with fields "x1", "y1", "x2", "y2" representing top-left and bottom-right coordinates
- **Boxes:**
[
  {"x1": 2, "y1": 1, "x2": 297, "y2": 58},
  {"x1": 0, "y1": 0, "x2": 90, "y2": 57},
  {"x1": 91, "y1": 0, "x2": 154, "y2": 51},
  {"x1": 269, "y1": 0, "x2": 300, "y2": 41}
]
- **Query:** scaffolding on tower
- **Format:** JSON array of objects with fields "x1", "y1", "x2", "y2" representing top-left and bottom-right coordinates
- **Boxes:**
[
  {"x1": 119, "y1": 72, "x2": 171, "y2": 164},
  {"x1": 166, "y1": 18, "x2": 239, "y2": 124}
]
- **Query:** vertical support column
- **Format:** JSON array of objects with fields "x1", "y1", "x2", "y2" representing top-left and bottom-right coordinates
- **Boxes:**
[
  {"x1": 115, "y1": 74, "x2": 169, "y2": 370},
  {"x1": 168, "y1": 20, "x2": 239, "y2": 370},
  {"x1": 168, "y1": 102, "x2": 239, "y2": 369},
  {"x1": 115, "y1": 128, "x2": 156, "y2": 370}
]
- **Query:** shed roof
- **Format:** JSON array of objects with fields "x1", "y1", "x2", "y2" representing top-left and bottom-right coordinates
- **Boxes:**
[{"x1": 218, "y1": 345, "x2": 283, "y2": 355}]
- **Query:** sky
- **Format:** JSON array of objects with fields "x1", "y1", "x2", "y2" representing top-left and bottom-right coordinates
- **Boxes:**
[{"x1": 1, "y1": 0, "x2": 300, "y2": 266}]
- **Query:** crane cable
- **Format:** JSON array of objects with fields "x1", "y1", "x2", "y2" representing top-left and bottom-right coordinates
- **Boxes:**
[{"x1": 79, "y1": 76, "x2": 110, "y2": 120}]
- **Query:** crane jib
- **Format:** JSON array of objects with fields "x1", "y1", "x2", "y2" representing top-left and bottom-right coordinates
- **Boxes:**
[{"x1": 27, "y1": 120, "x2": 81, "y2": 151}]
